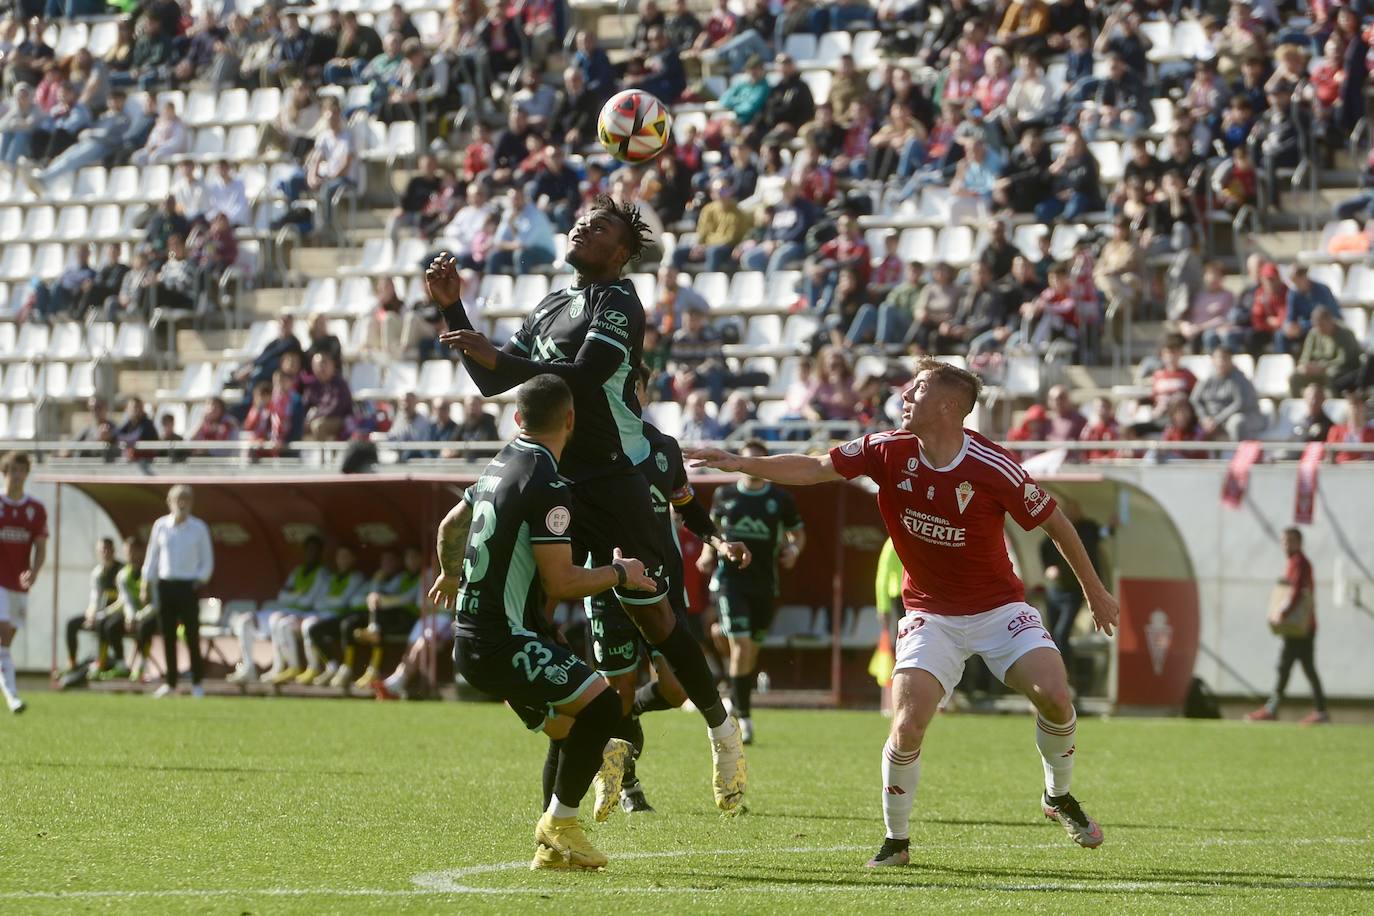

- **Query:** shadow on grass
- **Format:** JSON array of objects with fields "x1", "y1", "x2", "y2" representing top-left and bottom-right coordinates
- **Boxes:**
[{"x1": 8, "y1": 759, "x2": 375, "y2": 777}]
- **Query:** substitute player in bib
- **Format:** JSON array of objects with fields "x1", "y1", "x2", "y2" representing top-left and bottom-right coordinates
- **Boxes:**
[
  {"x1": 688, "y1": 359, "x2": 1119, "y2": 867},
  {"x1": 427, "y1": 196, "x2": 747, "y2": 813},
  {"x1": 702, "y1": 439, "x2": 804, "y2": 745},
  {"x1": 0, "y1": 451, "x2": 46, "y2": 714},
  {"x1": 429, "y1": 375, "x2": 658, "y2": 870}
]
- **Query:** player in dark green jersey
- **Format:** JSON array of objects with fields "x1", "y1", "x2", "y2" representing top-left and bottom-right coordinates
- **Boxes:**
[
  {"x1": 702, "y1": 439, "x2": 806, "y2": 745},
  {"x1": 429, "y1": 375, "x2": 657, "y2": 870},
  {"x1": 427, "y1": 195, "x2": 748, "y2": 813},
  {"x1": 583, "y1": 366, "x2": 752, "y2": 814}
]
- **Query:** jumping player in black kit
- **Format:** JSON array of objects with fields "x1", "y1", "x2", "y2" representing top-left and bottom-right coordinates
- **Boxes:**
[
  {"x1": 584, "y1": 366, "x2": 752, "y2": 816},
  {"x1": 429, "y1": 375, "x2": 659, "y2": 870},
  {"x1": 426, "y1": 195, "x2": 748, "y2": 813}
]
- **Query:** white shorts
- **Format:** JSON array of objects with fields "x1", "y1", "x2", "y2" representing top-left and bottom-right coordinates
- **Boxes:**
[
  {"x1": 0, "y1": 588, "x2": 27, "y2": 625},
  {"x1": 894, "y1": 601, "x2": 1059, "y2": 705}
]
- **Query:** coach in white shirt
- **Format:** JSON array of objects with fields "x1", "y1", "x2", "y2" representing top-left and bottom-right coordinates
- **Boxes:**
[{"x1": 141, "y1": 485, "x2": 214, "y2": 698}]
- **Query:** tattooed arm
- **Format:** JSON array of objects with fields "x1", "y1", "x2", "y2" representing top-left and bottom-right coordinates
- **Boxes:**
[{"x1": 427, "y1": 496, "x2": 474, "y2": 610}]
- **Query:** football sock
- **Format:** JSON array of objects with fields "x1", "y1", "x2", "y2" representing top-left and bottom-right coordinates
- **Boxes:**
[
  {"x1": 881, "y1": 740, "x2": 921, "y2": 841},
  {"x1": 1035, "y1": 712, "x2": 1077, "y2": 798},
  {"x1": 542, "y1": 738, "x2": 564, "y2": 809},
  {"x1": 278, "y1": 619, "x2": 303, "y2": 669},
  {"x1": 651, "y1": 620, "x2": 727, "y2": 728},
  {"x1": 546, "y1": 795, "x2": 579, "y2": 819},
  {"x1": 341, "y1": 646, "x2": 355, "y2": 670},
  {"x1": 0, "y1": 647, "x2": 18, "y2": 704},
  {"x1": 626, "y1": 714, "x2": 645, "y2": 758},
  {"x1": 633, "y1": 681, "x2": 673, "y2": 715},
  {"x1": 367, "y1": 646, "x2": 383, "y2": 672},
  {"x1": 707, "y1": 717, "x2": 736, "y2": 739},
  {"x1": 234, "y1": 615, "x2": 256, "y2": 674},
  {"x1": 732, "y1": 674, "x2": 753, "y2": 718},
  {"x1": 554, "y1": 688, "x2": 621, "y2": 808}
]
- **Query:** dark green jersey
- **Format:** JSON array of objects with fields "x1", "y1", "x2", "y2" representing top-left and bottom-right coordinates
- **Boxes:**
[
  {"x1": 509, "y1": 281, "x2": 649, "y2": 481},
  {"x1": 710, "y1": 481, "x2": 804, "y2": 594},
  {"x1": 454, "y1": 437, "x2": 573, "y2": 640}
]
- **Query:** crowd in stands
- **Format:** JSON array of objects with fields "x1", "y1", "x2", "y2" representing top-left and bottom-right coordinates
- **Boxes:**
[{"x1": 0, "y1": 0, "x2": 1368, "y2": 458}]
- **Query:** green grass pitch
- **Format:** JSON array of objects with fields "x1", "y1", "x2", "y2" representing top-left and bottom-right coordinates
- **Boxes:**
[{"x1": 1, "y1": 692, "x2": 1371, "y2": 914}]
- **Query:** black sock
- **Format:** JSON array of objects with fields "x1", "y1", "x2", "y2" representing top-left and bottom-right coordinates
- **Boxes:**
[
  {"x1": 633, "y1": 681, "x2": 673, "y2": 715},
  {"x1": 542, "y1": 738, "x2": 563, "y2": 810},
  {"x1": 651, "y1": 620, "x2": 727, "y2": 728},
  {"x1": 732, "y1": 674, "x2": 753, "y2": 718},
  {"x1": 553, "y1": 689, "x2": 620, "y2": 808},
  {"x1": 626, "y1": 714, "x2": 645, "y2": 757}
]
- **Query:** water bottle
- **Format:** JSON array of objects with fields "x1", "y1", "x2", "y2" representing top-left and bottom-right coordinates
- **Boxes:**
[{"x1": 756, "y1": 671, "x2": 771, "y2": 694}]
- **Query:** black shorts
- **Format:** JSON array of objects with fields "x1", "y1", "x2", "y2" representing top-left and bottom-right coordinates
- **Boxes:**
[
  {"x1": 717, "y1": 581, "x2": 777, "y2": 641},
  {"x1": 454, "y1": 633, "x2": 602, "y2": 731},
  {"x1": 585, "y1": 593, "x2": 650, "y2": 676},
  {"x1": 570, "y1": 472, "x2": 669, "y2": 605}
]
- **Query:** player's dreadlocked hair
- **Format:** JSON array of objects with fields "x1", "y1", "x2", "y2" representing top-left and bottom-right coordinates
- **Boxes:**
[{"x1": 593, "y1": 193, "x2": 654, "y2": 266}]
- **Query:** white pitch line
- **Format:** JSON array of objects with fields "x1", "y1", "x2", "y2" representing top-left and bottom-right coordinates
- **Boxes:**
[{"x1": 1, "y1": 839, "x2": 1370, "y2": 902}]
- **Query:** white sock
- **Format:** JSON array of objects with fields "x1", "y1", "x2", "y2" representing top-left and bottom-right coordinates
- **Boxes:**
[
  {"x1": 881, "y1": 739, "x2": 921, "y2": 841},
  {"x1": 322, "y1": 660, "x2": 338, "y2": 677},
  {"x1": 384, "y1": 669, "x2": 404, "y2": 691},
  {"x1": 303, "y1": 629, "x2": 321, "y2": 669},
  {"x1": 707, "y1": 717, "x2": 737, "y2": 740},
  {"x1": 235, "y1": 616, "x2": 257, "y2": 675},
  {"x1": 546, "y1": 794, "x2": 578, "y2": 819},
  {"x1": 0, "y1": 647, "x2": 18, "y2": 705},
  {"x1": 279, "y1": 620, "x2": 302, "y2": 669},
  {"x1": 1035, "y1": 712, "x2": 1078, "y2": 798}
]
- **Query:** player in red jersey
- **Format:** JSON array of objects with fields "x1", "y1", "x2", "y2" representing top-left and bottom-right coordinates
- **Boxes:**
[
  {"x1": 0, "y1": 452, "x2": 48, "y2": 714},
  {"x1": 688, "y1": 359, "x2": 1120, "y2": 867}
]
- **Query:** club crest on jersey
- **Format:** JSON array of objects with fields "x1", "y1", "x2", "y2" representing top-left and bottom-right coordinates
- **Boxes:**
[
  {"x1": 568, "y1": 296, "x2": 584, "y2": 319},
  {"x1": 955, "y1": 481, "x2": 974, "y2": 514},
  {"x1": 654, "y1": 452, "x2": 668, "y2": 473},
  {"x1": 906, "y1": 457, "x2": 919, "y2": 474},
  {"x1": 926, "y1": 486, "x2": 935, "y2": 500},
  {"x1": 25, "y1": 505, "x2": 34, "y2": 520},
  {"x1": 1023, "y1": 482, "x2": 1051, "y2": 516}
]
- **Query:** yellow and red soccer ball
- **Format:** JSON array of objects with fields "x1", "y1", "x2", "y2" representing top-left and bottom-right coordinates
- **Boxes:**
[{"x1": 597, "y1": 89, "x2": 673, "y2": 164}]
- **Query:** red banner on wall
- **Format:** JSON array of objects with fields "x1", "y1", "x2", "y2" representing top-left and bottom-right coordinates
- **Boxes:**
[
  {"x1": 1220, "y1": 440, "x2": 1262, "y2": 509},
  {"x1": 1294, "y1": 442, "x2": 1324, "y2": 525},
  {"x1": 1115, "y1": 578, "x2": 1201, "y2": 708}
]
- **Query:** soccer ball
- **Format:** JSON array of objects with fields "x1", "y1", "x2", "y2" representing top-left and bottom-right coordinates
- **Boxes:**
[{"x1": 597, "y1": 89, "x2": 673, "y2": 164}]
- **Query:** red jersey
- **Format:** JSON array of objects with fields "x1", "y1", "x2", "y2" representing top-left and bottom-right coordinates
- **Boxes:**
[
  {"x1": 1150, "y1": 367, "x2": 1196, "y2": 411},
  {"x1": 0, "y1": 495, "x2": 48, "y2": 592},
  {"x1": 1284, "y1": 552, "x2": 1315, "y2": 633},
  {"x1": 1326, "y1": 423, "x2": 1374, "y2": 463},
  {"x1": 830, "y1": 429, "x2": 1056, "y2": 616}
]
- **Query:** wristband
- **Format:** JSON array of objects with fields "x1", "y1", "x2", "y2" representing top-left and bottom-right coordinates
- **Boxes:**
[{"x1": 612, "y1": 562, "x2": 628, "y2": 589}]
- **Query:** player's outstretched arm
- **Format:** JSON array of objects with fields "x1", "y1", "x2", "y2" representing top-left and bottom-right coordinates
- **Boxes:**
[
  {"x1": 427, "y1": 254, "x2": 526, "y2": 397},
  {"x1": 428, "y1": 498, "x2": 473, "y2": 610},
  {"x1": 685, "y1": 447, "x2": 844, "y2": 486},
  {"x1": 1040, "y1": 506, "x2": 1119, "y2": 636},
  {"x1": 534, "y1": 544, "x2": 656, "y2": 599}
]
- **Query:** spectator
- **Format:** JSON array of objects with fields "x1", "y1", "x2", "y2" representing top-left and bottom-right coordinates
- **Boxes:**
[
  {"x1": 993, "y1": 125, "x2": 1052, "y2": 214},
  {"x1": 32, "y1": 245, "x2": 95, "y2": 321},
  {"x1": 1007, "y1": 404, "x2": 1050, "y2": 459},
  {"x1": 192, "y1": 214, "x2": 239, "y2": 288},
  {"x1": 1289, "y1": 307, "x2": 1365, "y2": 396},
  {"x1": 303, "y1": 99, "x2": 357, "y2": 237},
  {"x1": 822, "y1": 266, "x2": 870, "y2": 348},
  {"x1": 61, "y1": 537, "x2": 122, "y2": 676},
  {"x1": 158, "y1": 414, "x2": 185, "y2": 462},
  {"x1": 1192, "y1": 346, "x2": 1265, "y2": 440},
  {"x1": 522, "y1": 144, "x2": 580, "y2": 233},
  {"x1": 303, "y1": 312, "x2": 343, "y2": 371},
  {"x1": 302, "y1": 353, "x2": 353, "y2": 441},
  {"x1": 68, "y1": 396, "x2": 116, "y2": 460},
  {"x1": 190, "y1": 396, "x2": 240, "y2": 448},
  {"x1": 25, "y1": 88, "x2": 129, "y2": 185},
  {"x1": 204, "y1": 161, "x2": 250, "y2": 227},
  {"x1": 1143, "y1": 169, "x2": 1198, "y2": 255},
  {"x1": 323, "y1": 10, "x2": 383, "y2": 84},
  {"x1": 1325, "y1": 392, "x2": 1374, "y2": 462},
  {"x1": 802, "y1": 211, "x2": 870, "y2": 310},
  {"x1": 667, "y1": 305, "x2": 726, "y2": 401},
  {"x1": 1142, "y1": 336, "x2": 1198, "y2": 432},
  {"x1": 260, "y1": 81, "x2": 320, "y2": 159},
  {"x1": 1080, "y1": 396, "x2": 1121, "y2": 460},
  {"x1": 1018, "y1": 261, "x2": 1082, "y2": 353},
  {"x1": 642, "y1": 151, "x2": 693, "y2": 225},
  {"x1": 1035, "y1": 128, "x2": 1102, "y2": 222},
  {"x1": 718, "y1": 55, "x2": 772, "y2": 128},
  {"x1": 629, "y1": 25, "x2": 686, "y2": 105},
  {"x1": 1160, "y1": 397, "x2": 1207, "y2": 458},
  {"x1": 450, "y1": 394, "x2": 499, "y2": 457},
  {"x1": 903, "y1": 262, "x2": 960, "y2": 352},
  {"x1": 1249, "y1": 261, "x2": 1289, "y2": 356},
  {"x1": 486, "y1": 185, "x2": 555, "y2": 275},
  {"x1": 569, "y1": 30, "x2": 615, "y2": 100},
  {"x1": 79, "y1": 244, "x2": 129, "y2": 319},
  {"x1": 510, "y1": 64, "x2": 557, "y2": 128},
  {"x1": 760, "y1": 54, "x2": 814, "y2": 141},
  {"x1": 1095, "y1": 216, "x2": 1146, "y2": 320},
  {"x1": 0, "y1": 83, "x2": 41, "y2": 169},
  {"x1": 151, "y1": 234, "x2": 200, "y2": 313},
  {"x1": 1179, "y1": 262, "x2": 1237, "y2": 353},
  {"x1": 429, "y1": 398, "x2": 460, "y2": 444},
  {"x1": 1045, "y1": 384, "x2": 1088, "y2": 441},
  {"x1": 1284, "y1": 265, "x2": 1341, "y2": 344},
  {"x1": 141, "y1": 484, "x2": 214, "y2": 699},
  {"x1": 665, "y1": 0, "x2": 702, "y2": 49},
  {"x1": 551, "y1": 66, "x2": 600, "y2": 148},
  {"x1": 1249, "y1": 82, "x2": 1310, "y2": 206},
  {"x1": 31, "y1": 81, "x2": 89, "y2": 161},
  {"x1": 435, "y1": 182, "x2": 492, "y2": 270},
  {"x1": 127, "y1": 18, "x2": 175, "y2": 91},
  {"x1": 115, "y1": 396, "x2": 158, "y2": 460},
  {"x1": 1245, "y1": 528, "x2": 1328, "y2": 724},
  {"x1": 387, "y1": 392, "x2": 435, "y2": 461},
  {"x1": 231, "y1": 315, "x2": 303, "y2": 407},
  {"x1": 717, "y1": 391, "x2": 757, "y2": 438},
  {"x1": 1038, "y1": 499, "x2": 1103, "y2": 692},
  {"x1": 978, "y1": 220, "x2": 1017, "y2": 282},
  {"x1": 672, "y1": 179, "x2": 750, "y2": 273},
  {"x1": 1289, "y1": 383, "x2": 1334, "y2": 443},
  {"x1": 242, "y1": 379, "x2": 288, "y2": 458},
  {"x1": 679, "y1": 390, "x2": 724, "y2": 443},
  {"x1": 651, "y1": 262, "x2": 707, "y2": 332},
  {"x1": 804, "y1": 346, "x2": 859, "y2": 423},
  {"x1": 130, "y1": 101, "x2": 188, "y2": 167},
  {"x1": 738, "y1": 181, "x2": 815, "y2": 275},
  {"x1": 1212, "y1": 143, "x2": 1258, "y2": 213}
]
